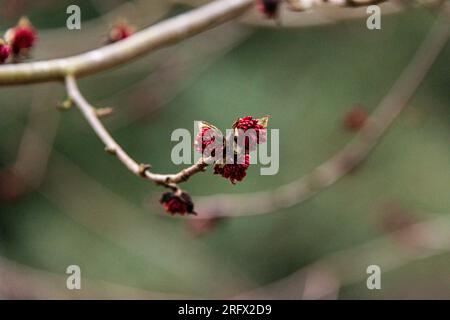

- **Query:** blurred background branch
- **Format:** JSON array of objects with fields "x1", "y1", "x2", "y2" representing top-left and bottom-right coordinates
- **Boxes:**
[
  {"x1": 0, "y1": 255, "x2": 187, "y2": 299},
  {"x1": 235, "y1": 214, "x2": 450, "y2": 299}
]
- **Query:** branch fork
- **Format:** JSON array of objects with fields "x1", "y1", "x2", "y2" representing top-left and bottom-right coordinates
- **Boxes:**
[{"x1": 65, "y1": 74, "x2": 208, "y2": 193}]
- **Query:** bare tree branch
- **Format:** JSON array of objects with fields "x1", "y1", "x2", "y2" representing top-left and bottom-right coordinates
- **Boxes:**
[
  {"x1": 0, "y1": 0, "x2": 254, "y2": 85},
  {"x1": 65, "y1": 75, "x2": 211, "y2": 188}
]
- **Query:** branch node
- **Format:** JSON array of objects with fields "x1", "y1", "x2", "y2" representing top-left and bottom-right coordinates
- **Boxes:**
[
  {"x1": 104, "y1": 146, "x2": 117, "y2": 155},
  {"x1": 56, "y1": 98, "x2": 73, "y2": 111},
  {"x1": 95, "y1": 107, "x2": 114, "y2": 118},
  {"x1": 138, "y1": 163, "x2": 152, "y2": 177}
]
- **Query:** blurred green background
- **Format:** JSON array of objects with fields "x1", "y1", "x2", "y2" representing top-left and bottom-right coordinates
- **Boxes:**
[{"x1": 0, "y1": 0, "x2": 449, "y2": 299}]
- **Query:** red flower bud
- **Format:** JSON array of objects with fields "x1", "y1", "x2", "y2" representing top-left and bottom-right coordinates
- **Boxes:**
[
  {"x1": 195, "y1": 116, "x2": 269, "y2": 185},
  {"x1": 343, "y1": 106, "x2": 368, "y2": 132},
  {"x1": 194, "y1": 121, "x2": 224, "y2": 157},
  {"x1": 5, "y1": 17, "x2": 37, "y2": 56},
  {"x1": 233, "y1": 115, "x2": 268, "y2": 151},
  {"x1": 0, "y1": 40, "x2": 11, "y2": 64},
  {"x1": 108, "y1": 19, "x2": 135, "y2": 43},
  {"x1": 160, "y1": 191, "x2": 196, "y2": 215},
  {"x1": 257, "y1": 0, "x2": 280, "y2": 18},
  {"x1": 195, "y1": 127, "x2": 216, "y2": 153},
  {"x1": 214, "y1": 154, "x2": 250, "y2": 184}
]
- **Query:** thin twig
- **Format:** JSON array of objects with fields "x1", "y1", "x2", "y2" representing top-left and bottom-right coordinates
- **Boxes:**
[
  {"x1": 65, "y1": 74, "x2": 210, "y2": 188},
  {"x1": 194, "y1": 4, "x2": 450, "y2": 218},
  {"x1": 0, "y1": 0, "x2": 254, "y2": 85}
]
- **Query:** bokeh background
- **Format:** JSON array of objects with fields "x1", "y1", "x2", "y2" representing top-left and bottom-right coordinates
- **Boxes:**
[{"x1": 0, "y1": 0, "x2": 449, "y2": 299}]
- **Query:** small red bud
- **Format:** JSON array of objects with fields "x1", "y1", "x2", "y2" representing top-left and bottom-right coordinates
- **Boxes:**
[
  {"x1": 214, "y1": 154, "x2": 250, "y2": 184},
  {"x1": 257, "y1": 0, "x2": 281, "y2": 18},
  {"x1": 194, "y1": 121, "x2": 224, "y2": 157},
  {"x1": 233, "y1": 115, "x2": 268, "y2": 151},
  {"x1": 0, "y1": 40, "x2": 11, "y2": 63},
  {"x1": 195, "y1": 127, "x2": 216, "y2": 153},
  {"x1": 160, "y1": 190, "x2": 196, "y2": 215},
  {"x1": 108, "y1": 19, "x2": 135, "y2": 43},
  {"x1": 5, "y1": 17, "x2": 37, "y2": 57},
  {"x1": 343, "y1": 106, "x2": 368, "y2": 132}
]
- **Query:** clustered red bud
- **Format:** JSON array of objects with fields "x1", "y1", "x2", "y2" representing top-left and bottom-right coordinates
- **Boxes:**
[
  {"x1": 344, "y1": 106, "x2": 368, "y2": 131},
  {"x1": 194, "y1": 122, "x2": 224, "y2": 158},
  {"x1": 5, "y1": 17, "x2": 37, "y2": 57},
  {"x1": 257, "y1": 0, "x2": 281, "y2": 18},
  {"x1": 233, "y1": 115, "x2": 267, "y2": 151},
  {"x1": 160, "y1": 190, "x2": 196, "y2": 215},
  {"x1": 194, "y1": 127, "x2": 215, "y2": 153},
  {"x1": 214, "y1": 154, "x2": 250, "y2": 184},
  {"x1": 162, "y1": 116, "x2": 268, "y2": 215},
  {"x1": 194, "y1": 116, "x2": 268, "y2": 184},
  {"x1": 0, "y1": 40, "x2": 11, "y2": 64},
  {"x1": 108, "y1": 19, "x2": 135, "y2": 43}
]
